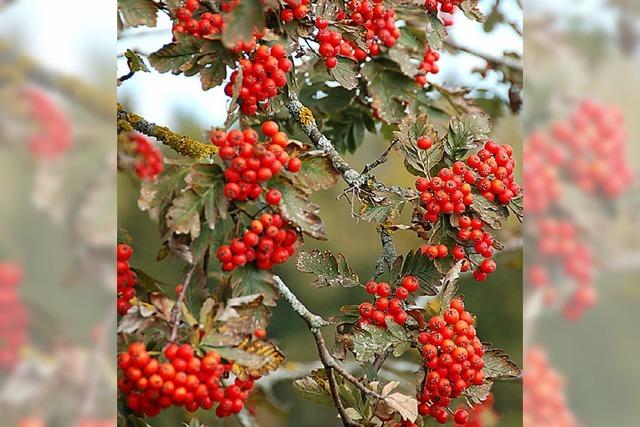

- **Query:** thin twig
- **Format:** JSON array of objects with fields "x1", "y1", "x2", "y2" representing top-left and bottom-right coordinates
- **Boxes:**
[
  {"x1": 362, "y1": 139, "x2": 399, "y2": 175},
  {"x1": 169, "y1": 263, "x2": 197, "y2": 342},
  {"x1": 443, "y1": 40, "x2": 522, "y2": 73},
  {"x1": 117, "y1": 71, "x2": 135, "y2": 85}
]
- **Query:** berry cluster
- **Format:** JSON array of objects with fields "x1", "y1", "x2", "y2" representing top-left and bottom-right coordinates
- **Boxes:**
[
  {"x1": 280, "y1": 0, "x2": 310, "y2": 22},
  {"x1": 454, "y1": 394, "x2": 496, "y2": 427},
  {"x1": 415, "y1": 48, "x2": 440, "y2": 87},
  {"x1": 526, "y1": 219, "x2": 596, "y2": 319},
  {"x1": 417, "y1": 298, "x2": 485, "y2": 424},
  {"x1": 224, "y1": 44, "x2": 292, "y2": 115},
  {"x1": 116, "y1": 243, "x2": 138, "y2": 316},
  {"x1": 523, "y1": 133, "x2": 561, "y2": 214},
  {"x1": 24, "y1": 87, "x2": 71, "y2": 161},
  {"x1": 416, "y1": 162, "x2": 475, "y2": 223},
  {"x1": 524, "y1": 347, "x2": 579, "y2": 427},
  {"x1": 356, "y1": 276, "x2": 420, "y2": 328},
  {"x1": 454, "y1": 215, "x2": 497, "y2": 282},
  {"x1": 118, "y1": 342, "x2": 256, "y2": 418},
  {"x1": 315, "y1": 25, "x2": 363, "y2": 69},
  {"x1": 424, "y1": 0, "x2": 462, "y2": 14},
  {"x1": 551, "y1": 100, "x2": 632, "y2": 197},
  {"x1": 466, "y1": 140, "x2": 520, "y2": 204},
  {"x1": 0, "y1": 262, "x2": 27, "y2": 372},
  {"x1": 346, "y1": 0, "x2": 400, "y2": 56},
  {"x1": 216, "y1": 213, "x2": 298, "y2": 271},
  {"x1": 173, "y1": 0, "x2": 224, "y2": 38},
  {"x1": 212, "y1": 121, "x2": 300, "y2": 203},
  {"x1": 130, "y1": 133, "x2": 164, "y2": 181}
]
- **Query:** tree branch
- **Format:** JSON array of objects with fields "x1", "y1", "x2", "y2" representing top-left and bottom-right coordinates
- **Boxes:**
[
  {"x1": 371, "y1": 227, "x2": 397, "y2": 280},
  {"x1": 117, "y1": 104, "x2": 217, "y2": 159},
  {"x1": 272, "y1": 275, "x2": 383, "y2": 426},
  {"x1": 169, "y1": 263, "x2": 197, "y2": 342},
  {"x1": 444, "y1": 40, "x2": 522, "y2": 73},
  {"x1": 362, "y1": 139, "x2": 399, "y2": 175},
  {"x1": 284, "y1": 92, "x2": 416, "y2": 200}
]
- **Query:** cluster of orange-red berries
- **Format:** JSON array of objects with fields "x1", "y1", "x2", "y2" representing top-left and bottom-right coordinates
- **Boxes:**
[
  {"x1": 212, "y1": 121, "x2": 300, "y2": 204},
  {"x1": 346, "y1": 0, "x2": 400, "y2": 55},
  {"x1": 280, "y1": 0, "x2": 310, "y2": 22},
  {"x1": 224, "y1": 44, "x2": 292, "y2": 115},
  {"x1": 116, "y1": 243, "x2": 137, "y2": 316},
  {"x1": 130, "y1": 133, "x2": 164, "y2": 181},
  {"x1": 172, "y1": 0, "x2": 224, "y2": 38},
  {"x1": 217, "y1": 213, "x2": 298, "y2": 271},
  {"x1": 424, "y1": 0, "x2": 462, "y2": 14},
  {"x1": 0, "y1": 262, "x2": 27, "y2": 372},
  {"x1": 416, "y1": 161, "x2": 476, "y2": 223},
  {"x1": 356, "y1": 276, "x2": 420, "y2": 328},
  {"x1": 415, "y1": 48, "x2": 440, "y2": 87},
  {"x1": 417, "y1": 298, "x2": 485, "y2": 425},
  {"x1": 118, "y1": 342, "x2": 257, "y2": 418},
  {"x1": 466, "y1": 140, "x2": 520, "y2": 204}
]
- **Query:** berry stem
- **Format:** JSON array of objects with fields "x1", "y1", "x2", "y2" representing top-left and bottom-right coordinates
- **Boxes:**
[{"x1": 169, "y1": 262, "x2": 198, "y2": 342}]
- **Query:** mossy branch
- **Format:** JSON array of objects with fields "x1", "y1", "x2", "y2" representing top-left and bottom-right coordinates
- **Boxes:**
[{"x1": 117, "y1": 104, "x2": 217, "y2": 159}]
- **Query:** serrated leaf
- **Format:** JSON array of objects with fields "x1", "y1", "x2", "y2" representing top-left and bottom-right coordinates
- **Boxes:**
[
  {"x1": 199, "y1": 61, "x2": 227, "y2": 91},
  {"x1": 293, "y1": 371, "x2": 335, "y2": 408},
  {"x1": 296, "y1": 250, "x2": 359, "y2": 288},
  {"x1": 460, "y1": 0, "x2": 486, "y2": 22},
  {"x1": 425, "y1": 13, "x2": 447, "y2": 49},
  {"x1": 117, "y1": 303, "x2": 158, "y2": 334},
  {"x1": 361, "y1": 58, "x2": 417, "y2": 124},
  {"x1": 483, "y1": 349, "x2": 521, "y2": 380},
  {"x1": 211, "y1": 294, "x2": 271, "y2": 339},
  {"x1": 329, "y1": 57, "x2": 360, "y2": 90},
  {"x1": 352, "y1": 322, "x2": 411, "y2": 362},
  {"x1": 225, "y1": 338, "x2": 285, "y2": 380},
  {"x1": 166, "y1": 190, "x2": 202, "y2": 239},
  {"x1": 138, "y1": 162, "x2": 191, "y2": 222},
  {"x1": 397, "y1": 250, "x2": 439, "y2": 295},
  {"x1": 270, "y1": 177, "x2": 326, "y2": 240},
  {"x1": 184, "y1": 163, "x2": 228, "y2": 229},
  {"x1": 464, "y1": 381, "x2": 493, "y2": 404},
  {"x1": 221, "y1": 0, "x2": 266, "y2": 49},
  {"x1": 470, "y1": 195, "x2": 509, "y2": 229},
  {"x1": 359, "y1": 190, "x2": 407, "y2": 224},
  {"x1": 439, "y1": 261, "x2": 463, "y2": 310},
  {"x1": 118, "y1": 0, "x2": 157, "y2": 28},
  {"x1": 149, "y1": 34, "x2": 206, "y2": 74},
  {"x1": 394, "y1": 114, "x2": 444, "y2": 177},
  {"x1": 388, "y1": 46, "x2": 419, "y2": 78},
  {"x1": 289, "y1": 153, "x2": 340, "y2": 192},
  {"x1": 430, "y1": 219, "x2": 458, "y2": 273},
  {"x1": 446, "y1": 112, "x2": 491, "y2": 158},
  {"x1": 383, "y1": 392, "x2": 418, "y2": 422},
  {"x1": 229, "y1": 264, "x2": 278, "y2": 306}
]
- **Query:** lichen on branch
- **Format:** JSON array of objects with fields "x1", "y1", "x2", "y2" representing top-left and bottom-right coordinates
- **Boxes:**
[{"x1": 117, "y1": 104, "x2": 217, "y2": 159}]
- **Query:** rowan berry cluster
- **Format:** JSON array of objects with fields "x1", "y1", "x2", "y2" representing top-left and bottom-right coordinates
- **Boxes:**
[
  {"x1": 526, "y1": 219, "x2": 596, "y2": 319},
  {"x1": 24, "y1": 87, "x2": 71, "y2": 161},
  {"x1": 172, "y1": 0, "x2": 224, "y2": 38},
  {"x1": 224, "y1": 44, "x2": 292, "y2": 115},
  {"x1": 130, "y1": 133, "x2": 164, "y2": 181},
  {"x1": 0, "y1": 262, "x2": 27, "y2": 372},
  {"x1": 453, "y1": 394, "x2": 495, "y2": 427},
  {"x1": 216, "y1": 213, "x2": 298, "y2": 271},
  {"x1": 415, "y1": 161, "x2": 476, "y2": 223},
  {"x1": 524, "y1": 133, "x2": 561, "y2": 215},
  {"x1": 455, "y1": 215, "x2": 497, "y2": 282},
  {"x1": 415, "y1": 48, "x2": 440, "y2": 87},
  {"x1": 118, "y1": 342, "x2": 257, "y2": 417},
  {"x1": 280, "y1": 0, "x2": 310, "y2": 22},
  {"x1": 346, "y1": 0, "x2": 400, "y2": 55},
  {"x1": 212, "y1": 121, "x2": 300, "y2": 203},
  {"x1": 417, "y1": 298, "x2": 485, "y2": 425},
  {"x1": 356, "y1": 276, "x2": 420, "y2": 328},
  {"x1": 466, "y1": 140, "x2": 520, "y2": 204},
  {"x1": 315, "y1": 24, "x2": 362, "y2": 69},
  {"x1": 524, "y1": 347, "x2": 579, "y2": 427},
  {"x1": 551, "y1": 100, "x2": 632, "y2": 197},
  {"x1": 424, "y1": 0, "x2": 462, "y2": 14},
  {"x1": 116, "y1": 243, "x2": 138, "y2": 316}
]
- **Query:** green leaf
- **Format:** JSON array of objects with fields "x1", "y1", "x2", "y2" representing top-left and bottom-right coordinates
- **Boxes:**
[
  {"x1": 221, "y1": 0, "x2": 266, "y2": 49},
  {"x1": 396, "y1": 250, "x2": 440, "y2": 295},
  {"x1": 352, "y1": 322, "x2": 411, "y2": 362},
  {"x1": 185, "y1": 163, "x2": 228, "y2": 230},
  {"x1": 296, "y1": 250, "x2": 360, "y2": 288},
  {"x1": 118, "y1": 0, "x2": 158, "y2": 28},
  {"x1": 165, "y1": 190, "x2": 202, "y2": 239},
  {"x1": 482, "y1": 348, "x2": 522, "y2": 380},
  {"x1": 430, "y1": 219, "x2": 458, "y2": 274},
  {"x1": 359, "y1": 190, "x2": 407, "y2": 224},
  {"x1": 270, "y1": 177, "x2": 327, "y2": 240},
  {"x1": 446, "y1": 112, "x2": 491, "y2": 159},
  {"x1": 463, "y1": 381, "x2": 493, "y2": 404},
  {"x1": 124, "y1": 49, "x2": 149, "y2": 73},
  {"x1": 148, "y1": 34, "x2": 207, "y2": 74},
  {"x1": 229, "y1": 264, "x2": 278, "y2": 306},
  {"x1": 394, "y1": 114, "x2": 444, "y2": 177},
  {"x1": 470, "y1": 194, "x2": 509, "y2": 229},
  {"x1": 459, "y1": 0, "x2": 486, "y2": 22},
  {"x1": 289, "y1": 153, "x2": 340, "y2": 192},
  {"x1": 293, "y1": 370, "x2": 335, "y2": 408},
  {"x1": 329, "y1": 57, "x2": 360, "y2": 90},
  {"x1": 138, "y1": 161, "x2": 191, "y2": 223},
  {"x1": 425, "y1": 13, "x2": 447, "y2": 49},
  {"x1": 361, "y1": 58, "x2": 417, "y2": 124}
]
